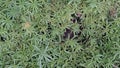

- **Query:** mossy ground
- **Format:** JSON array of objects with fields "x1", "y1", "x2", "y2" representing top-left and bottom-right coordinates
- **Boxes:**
[{"x1": 0, "y1": 0, "x2": 120, "y2": 68}]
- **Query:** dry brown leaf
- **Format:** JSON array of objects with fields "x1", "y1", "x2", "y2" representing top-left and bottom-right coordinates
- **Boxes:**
[{"x1": 23, "y1": 22, "x2": 31, "y2": 29}]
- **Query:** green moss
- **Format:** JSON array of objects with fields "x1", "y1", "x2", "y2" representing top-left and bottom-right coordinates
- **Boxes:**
[{"x1": 0, "y1": 0, "x2": 120, "y2": 68}]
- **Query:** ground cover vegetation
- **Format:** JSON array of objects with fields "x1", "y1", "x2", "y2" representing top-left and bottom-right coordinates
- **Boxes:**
[{"x1": 0, "y1": 0, "x2": 120, "y2": 68}]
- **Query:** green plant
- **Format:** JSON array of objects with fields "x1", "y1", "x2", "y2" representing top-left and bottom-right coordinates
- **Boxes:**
[{"x1": 0, "y1": 0, "x2": 120, "y2": 68}]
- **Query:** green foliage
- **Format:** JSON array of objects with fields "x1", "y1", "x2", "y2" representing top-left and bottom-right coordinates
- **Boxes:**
[{"x1": 0, "y1": 0, "x2": 120, "y2": 68}]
